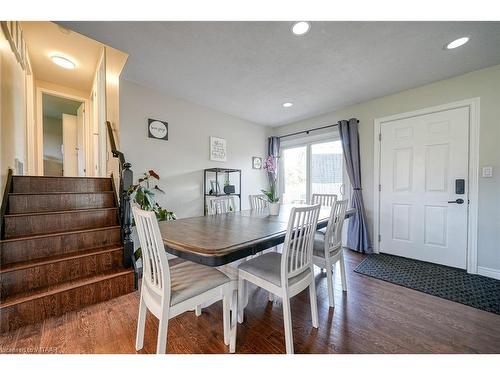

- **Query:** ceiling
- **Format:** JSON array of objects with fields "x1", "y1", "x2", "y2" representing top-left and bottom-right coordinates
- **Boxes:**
[
  {"x1": 22, "y1": 21, "x2": 104, "y2": 93},
  {"x1": 59, "y1": 21, "x2": 500, "y2": 126},
  {"x1": 42, "y1": 94, "x2": 82, "y2": 119}
]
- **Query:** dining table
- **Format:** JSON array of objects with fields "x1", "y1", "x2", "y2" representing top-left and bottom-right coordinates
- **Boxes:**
[{"x1": 159, "y1": 203, "x2": 356, "y2": 266}]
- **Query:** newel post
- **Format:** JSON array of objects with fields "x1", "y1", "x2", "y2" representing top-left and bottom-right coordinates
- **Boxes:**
[{"x1": 121, "y1": 162, "x2": 134, "y2": 268}]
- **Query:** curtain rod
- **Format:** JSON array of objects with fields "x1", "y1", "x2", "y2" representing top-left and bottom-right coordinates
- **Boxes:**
[{"x1": 277, "y1": 120, "x2": 359, "y2": 140}]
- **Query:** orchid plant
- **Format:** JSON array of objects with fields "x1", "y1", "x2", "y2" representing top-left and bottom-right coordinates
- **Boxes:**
[{"x1": 261, "y1": 155, "x2": 280, "y2": 203}]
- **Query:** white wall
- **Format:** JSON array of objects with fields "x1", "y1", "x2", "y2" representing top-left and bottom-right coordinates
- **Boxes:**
[
  {"x1": 272, "y1": 64, "x2": 500, "y2": 272},
  {"x1": 120, "y1": 80, "x2": 268, "y2": 219},
  {"x1": 1, "y1": 28, "x2": 27, "y2": 187}
]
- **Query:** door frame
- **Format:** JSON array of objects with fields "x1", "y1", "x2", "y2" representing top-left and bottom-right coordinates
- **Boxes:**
[
  {"x1": 373, "y1": 98, "x2": 480, "y2": 273},
  {"x1": 35, "y1": 87, "x2": 90, "y2": 176}
]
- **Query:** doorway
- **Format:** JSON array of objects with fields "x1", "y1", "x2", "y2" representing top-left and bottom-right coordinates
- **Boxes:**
[
  {"x1": 41, "y1": 93, "x2": 85, "y2": 177},
  {"x1": 373, "y1": 99, "x2": 480, "y2": 272}
]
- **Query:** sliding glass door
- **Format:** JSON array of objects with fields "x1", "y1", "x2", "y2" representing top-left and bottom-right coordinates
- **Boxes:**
[
  {"x1": 280, "y1": 138, "x2": 346, "y2": 204},
  {"x1": 282, "y1": 146, "x2": 307, "y2": 204}
]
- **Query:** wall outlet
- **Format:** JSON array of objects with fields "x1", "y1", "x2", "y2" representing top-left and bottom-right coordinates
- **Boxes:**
[{"x1": 482, "y1": 166, "x2": 493, "y2": 178}]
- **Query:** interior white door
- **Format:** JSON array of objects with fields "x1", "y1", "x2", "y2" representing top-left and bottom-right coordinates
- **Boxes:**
[
  {"x1": 379, "y1": 106, "x2": 469, "y2": 269},
  {"x1": 76, "y1": 103, "x2": 85, "y2": 176},
  {"x1": 62, "y1": 114, "x2": 78, "y2": 177}
]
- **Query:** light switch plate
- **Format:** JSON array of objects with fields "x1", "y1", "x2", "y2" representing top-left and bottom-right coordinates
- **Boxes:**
[{"x1": 482, "y1": 166, "x2": 493, "y2": 178}]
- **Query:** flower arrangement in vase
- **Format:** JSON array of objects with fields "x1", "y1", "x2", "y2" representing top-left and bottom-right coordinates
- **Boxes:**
[{"x1": 261, "y1": 155, "x2": 280, "y2": 215}]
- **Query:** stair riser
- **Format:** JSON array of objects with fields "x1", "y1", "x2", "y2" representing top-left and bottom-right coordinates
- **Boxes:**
[
  {"x1": 12, "y1": 177, "x2": 112, "y2": 193},
  {"x1": 1, "y1": 227, "x2": 122, "y2": 264},
  {"x1": 8, "y1": 193, "x2": 116, "y2": 214},
  {"x1": 0, "y1": 272, "x2": 135, "y2": 333},
  {"x1": 4, "y1": 209, "x2": 118, "y2": 238},
  {"x1": 1, "y1": 249, "x2": 123, "y2": 296}
]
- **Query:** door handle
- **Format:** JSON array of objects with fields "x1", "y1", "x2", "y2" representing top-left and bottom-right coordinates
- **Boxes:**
[{"x1": 448, "y1": 199, "x2": 464, "y2": 204}]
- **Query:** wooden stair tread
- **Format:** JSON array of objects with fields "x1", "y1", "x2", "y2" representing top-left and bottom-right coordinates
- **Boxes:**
[
  {"x1": 0, "y1": 268, "x2": 134, "y2": 308},
  {"x1": 0, "y1": 246, "x2": 124, "y2": 273},
  {"x1": 4, "y1": 207, "x2": 118, "y2": 218},
  {"x1": 12, "y1": 175, "x2": 111, "y2": 180},
  {"x1": 0, "y1": 225, "x2": 121, "y2": 243},
  {"x1": 8, "y1": 191, "x2": 114, "y2": 196}
]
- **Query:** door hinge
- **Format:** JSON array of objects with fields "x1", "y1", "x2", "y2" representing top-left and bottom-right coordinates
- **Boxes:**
[
  {"x1": 379, "y1": 133, "x2": 382, "y2": 141},
  {"x1": 378, "y1": 184, "x2": 381, "y2": 191}
]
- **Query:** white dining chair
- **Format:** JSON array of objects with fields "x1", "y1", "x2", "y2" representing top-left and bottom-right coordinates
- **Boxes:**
[
  {"x1": 312, "y1": 199, "x2": 349, "y2": 308},
  {"x1": 249, "y1": 194, "x2": 269, "y2": 209},
  {"x1": 132, "y1": 205, "x2": 238, "y2": 354},
  {"x1": 311, "y1": 193, "x2": 337, "y2": 207},
  {"x1": 248, "y1": 194, "x2": 276, "y2": 302},
  {"x1": 237, "y1": 204, "x2": 321, "y2": 354},
  {"x1": 207, "y1": 195, "x2": 236, "y2": 215}
]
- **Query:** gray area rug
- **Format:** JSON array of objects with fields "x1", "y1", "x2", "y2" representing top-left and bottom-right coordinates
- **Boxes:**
[{"x1": 354, "y1": 253, "x2": 500, "y2": 315}]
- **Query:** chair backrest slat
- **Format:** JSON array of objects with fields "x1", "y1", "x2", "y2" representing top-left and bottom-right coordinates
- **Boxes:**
[
  {"x1": 281, "y1": 204, "x2": 321, "y2": 282},
  {"x1": 132, "y1": 205, "x2": 171, "y2": 298},
  {"x1": 207, "y1": 196, "x2": 236, "y2": 215},
  {"x1": 249, "y1": 194, "x2": 269, "y2": 209},
  {"x1": 311, "y1": 193, "x2": 337, "y2": 207},
  {"x1": 324, "y1": 199, "x2": 349, "y2": 255}
]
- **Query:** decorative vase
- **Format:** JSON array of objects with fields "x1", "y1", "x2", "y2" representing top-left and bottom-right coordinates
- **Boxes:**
[{"x1": 269, "y1": 202, "x2": 280, "y2": 216}]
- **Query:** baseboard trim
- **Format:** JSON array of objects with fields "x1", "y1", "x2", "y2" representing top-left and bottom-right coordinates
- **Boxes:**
[{"x1": 477, "y1": 266, "x2": 500, "y2": 280}]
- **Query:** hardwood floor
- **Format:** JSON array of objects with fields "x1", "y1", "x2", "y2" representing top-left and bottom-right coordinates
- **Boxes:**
[{"x1": 1, "y1": 250, "x2": 499, "y2": 354}]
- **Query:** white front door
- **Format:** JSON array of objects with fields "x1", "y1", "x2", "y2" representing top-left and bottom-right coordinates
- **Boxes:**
[
  {"x1": 62, "y1": 114, "x2": 78, "y2": 177},
  {"x1": 379, "y1": 106, "x2": 469, "y2": 269}
]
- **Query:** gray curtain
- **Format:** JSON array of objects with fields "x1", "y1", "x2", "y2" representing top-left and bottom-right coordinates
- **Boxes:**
[
  {"x1": 338, "y1": 118, "x2": 372, "y2": 253},
  {"x1": 267, "y1": 136, "x2": 280, "y2": 180}
]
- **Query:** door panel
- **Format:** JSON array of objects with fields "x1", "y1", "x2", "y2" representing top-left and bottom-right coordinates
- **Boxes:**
[
  {"x1": 62, "y1": 114, "x2": 78, "y2": 177},
  {"x1": 311, "y1": 140, "x2": 345, "y2": 199},
  {"x1": 379, "y1": 106, "x2": 469, "y2": 268},
  {"x1": 282, "y1": 146, "x2": 307, "y2": 204},
  {"x1": 76, "y1": 103, "x2": 85, "y2": 176}
]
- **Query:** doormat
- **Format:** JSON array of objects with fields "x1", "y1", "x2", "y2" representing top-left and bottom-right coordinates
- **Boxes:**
[{"x1": 354, "y1": 253, "x2": 500, "y2": 315}]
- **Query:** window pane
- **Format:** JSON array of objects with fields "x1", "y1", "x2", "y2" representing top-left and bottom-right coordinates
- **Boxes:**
[
  {"x1": 311, "y1": 140, "x2": 344, "y2": 199},
  {"x1": 282, "y1": 146, "x2": 307, "y2": 204}
]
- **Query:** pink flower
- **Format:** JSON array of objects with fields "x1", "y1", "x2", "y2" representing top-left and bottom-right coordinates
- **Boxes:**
[{"x1": 263, "y1": 155, "x2": 277, "y2": 174}]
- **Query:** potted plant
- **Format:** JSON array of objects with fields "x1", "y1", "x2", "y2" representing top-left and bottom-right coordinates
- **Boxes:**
[
  {"x1": 262, "y1": 155, "x2": 280, "y2": 215},
  {"x1": 128, "y1": 170, "x2": 176, "y2": 260}
]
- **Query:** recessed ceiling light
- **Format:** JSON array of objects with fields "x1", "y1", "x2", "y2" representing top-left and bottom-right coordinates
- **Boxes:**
[
  {"x1": 291, "y1": 22, "x2": 310, "y2": 36},
  {"x1": 445, "y1": 37, "x2": 470, "y2": 50},
  {"x1": 51, "y1": 55, "x2": 76, "y2": 69},
  {"x1": 282, "y1": 102, "x2": 293, "y2": 108}
]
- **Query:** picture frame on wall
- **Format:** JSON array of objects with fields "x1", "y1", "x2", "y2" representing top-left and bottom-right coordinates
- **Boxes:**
[
  {"x1": 252, "y1": 157, "x2": 262, "y2": 169},
  {"x1": 147, "y1": 118, "x2": 168, "y2": 141},
  {"x1": 210, "y1": 136, "x2": 227, "y2": 162}
]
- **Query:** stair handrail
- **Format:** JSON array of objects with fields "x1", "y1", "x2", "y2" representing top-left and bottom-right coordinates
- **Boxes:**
[
  {"x1": 0, "y1": 168, "x2": 14, "y2": 240},
  {"x1": 106, "y1": 121, "x2": 134, "y2": 271}
]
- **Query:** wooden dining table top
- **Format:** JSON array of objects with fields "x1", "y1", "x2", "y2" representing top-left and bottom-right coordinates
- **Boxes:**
[{"x1": 159, "y1": 204, "x2": 355, "y2": 267}]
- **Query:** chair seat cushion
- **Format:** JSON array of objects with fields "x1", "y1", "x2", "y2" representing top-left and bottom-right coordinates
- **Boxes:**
[
  {"x1": 313, "y1": 232, "x2": 341, "y2": 258},
  {"x1": 238, "y1": 252, "x2": 311, "y2": 287},
  {"x1": 169, "y1": 261, "x2": 231, "y2": 306}
]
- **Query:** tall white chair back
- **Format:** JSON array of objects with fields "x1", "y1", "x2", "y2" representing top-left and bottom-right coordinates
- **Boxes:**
[
  {"x1": 132, "y1": 204, "x2": 238, "y2": 353},
  {"x1": 207, "y1": 196, "x2": 236, "y2": 215},
  {"x1": 133, "y1": 205, "x2": 171, "y2": 302},
  {"x1": 324, "y1": 199, "x2": 349, "y2": 255},
  {"x1": 311, "y1": 193, "x2": 337, "y2": 207},
  {"x1": 281, "y1": 204, "x2": 321, "y2": 283},
  {"x1": 249, "y1": 194, "x2": 269, "y2": 209}
]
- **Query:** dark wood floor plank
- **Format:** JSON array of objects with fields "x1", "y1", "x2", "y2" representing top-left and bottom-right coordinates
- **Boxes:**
[{"x1": 1, "y1": 250, "x2": 499, "y2": 354}]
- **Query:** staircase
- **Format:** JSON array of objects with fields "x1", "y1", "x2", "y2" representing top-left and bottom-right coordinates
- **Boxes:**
[{"x1": 0, "y1": 175, "x2": 136, "y2": 332}]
